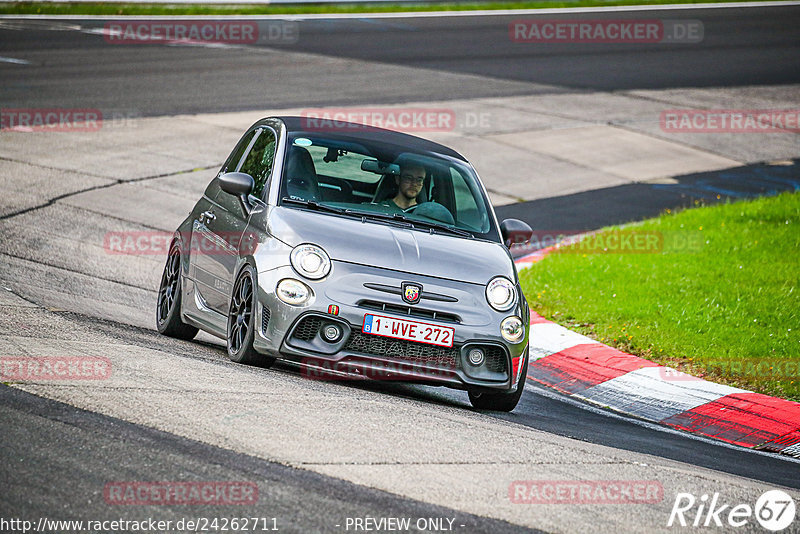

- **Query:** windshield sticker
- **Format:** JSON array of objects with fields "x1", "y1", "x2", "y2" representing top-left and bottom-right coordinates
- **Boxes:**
[{"x1": 293, "y1": 137, "x2": 312, "y2": 147}]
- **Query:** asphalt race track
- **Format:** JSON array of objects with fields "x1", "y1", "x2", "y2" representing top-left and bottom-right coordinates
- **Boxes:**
[
  {"x1": 1, "y1": 4, "x2": 799, "y2": 533},
  {"x1": 1, "y1": 6, "x2": 799, "y2": 114}
]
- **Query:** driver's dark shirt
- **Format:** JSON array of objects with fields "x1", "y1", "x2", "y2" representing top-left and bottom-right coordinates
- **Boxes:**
[{"x1": 379, "y1": 199, "x2": 416, "y2": 212}]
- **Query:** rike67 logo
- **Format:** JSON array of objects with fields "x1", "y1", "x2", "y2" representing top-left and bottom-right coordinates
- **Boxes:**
[{"x1": 668, "y1": 490, "x2": 796, "y2": 531}]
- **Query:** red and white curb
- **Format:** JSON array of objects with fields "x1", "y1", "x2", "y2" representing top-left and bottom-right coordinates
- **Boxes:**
[{"x1": 515, "y1": 251, "x2": 800, "y2": 457}]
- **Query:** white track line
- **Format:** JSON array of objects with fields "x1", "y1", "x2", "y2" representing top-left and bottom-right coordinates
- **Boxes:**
[{"x1": 0, "y1": 56, "x2": 31, "y2": 65}]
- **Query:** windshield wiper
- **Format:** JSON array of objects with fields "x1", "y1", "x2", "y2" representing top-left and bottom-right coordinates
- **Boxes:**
[
  {"x1": 345, "y1": 209, "x2": 415, "y2": 229},
  {"x1": 351, "y1": 208, "x2": 473, "y2": 238},
  {"x1": 407, "y1": 219, "x2": 474, "y2": 238},
  {"x1": 281, "y1": 198, "x2": 472, "y2": 237},
  {"x1": 281, "y1": 197, "x2": 347, "y2": 215},
  {"x1": 281, "y1": 199, "x2": 413, "y2": 228},
  {"x1": 345, "y1": 209, "x2": 409, "y2": 223}
]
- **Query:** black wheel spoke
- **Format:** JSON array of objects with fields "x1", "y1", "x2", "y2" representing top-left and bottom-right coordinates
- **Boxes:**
[
  {"x1": 158, "y1": 248, "x2": 183, "y2": 324},
  {"x1": 228, "y1": 271, "x2": 255, "y2": 356},
  {"x1": 168, "y1": 254, "x2": 179, "y2": 278},
  {"x1": 156, "y1": 244, "x2": 198, "y2": 341},
  {"x1": 231, "y1": 326, "x2": 240, "y2": 351},
  {"x1": 239, "y1": 280, "x2": 248, "y2": 303}
]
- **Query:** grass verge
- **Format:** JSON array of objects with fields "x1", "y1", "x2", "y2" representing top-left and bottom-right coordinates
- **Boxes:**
[
  {"x1": 0, "y1": 0, "x2": 774, "y2": 16},
  {"x1": 520, "y1": 191, "x2": 800, "y2": 401}
]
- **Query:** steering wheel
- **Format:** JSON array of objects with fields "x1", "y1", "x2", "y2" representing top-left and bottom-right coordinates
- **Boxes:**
[{"x1": 403, "y1": 202, "x2": 455, "y2": 225}]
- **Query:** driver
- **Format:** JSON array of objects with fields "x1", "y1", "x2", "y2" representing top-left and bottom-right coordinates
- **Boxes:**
[{"x1": 385, "y1": 163, "x2": 425, "y2": 211}]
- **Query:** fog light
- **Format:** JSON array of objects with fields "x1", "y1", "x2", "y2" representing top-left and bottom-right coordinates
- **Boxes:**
[
  {"x1": 276, "y1": 279, "x2": 310, "y2": 306},
  {"x1": 322, "y1": 324, "x2": 342, "y2": 343},
  {"x1": 467, "y1": 348, "x2": 485, "y2": 366},
  {"x1": 501, "y1": 316, "x2": 525, "y2": 343}
]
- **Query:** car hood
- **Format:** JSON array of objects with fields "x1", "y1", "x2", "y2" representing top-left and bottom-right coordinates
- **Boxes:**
[{"x1": 267, "y1": 207, "x2": 515, "y2": 285}]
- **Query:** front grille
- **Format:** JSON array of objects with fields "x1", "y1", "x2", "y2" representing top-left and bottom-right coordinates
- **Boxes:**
[
  {"x1": 345, "y1": 331, "x2": 460, "y2": 370},
  {"x1": 293, "y1": 316, "x2": 323, "y2": 341},
  {"x1": 358, "y1": 300, "x2": 460, "y2": 324}
]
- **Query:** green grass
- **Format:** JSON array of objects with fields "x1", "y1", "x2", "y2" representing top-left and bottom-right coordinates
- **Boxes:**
[
  {"x1": 520, "y1": 192, "x2": 800, "y2": 401},
  {"x1": 0, "y1": 0, "x2": 774, "y2": 16}
]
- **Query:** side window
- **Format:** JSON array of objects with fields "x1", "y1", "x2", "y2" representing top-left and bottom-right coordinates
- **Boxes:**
[
  {"x1": 239, "y1": 129, "x2": 277, "y2": 199},
  {"x1": 451, "y1": 167, "x2": 486, "y2": 231},
  {"x1": 204, "y1": 130, "x2": 257, "y2": 199},
  {"x1": 223, "y1": 130, "x2": 258, "y2": 174}
]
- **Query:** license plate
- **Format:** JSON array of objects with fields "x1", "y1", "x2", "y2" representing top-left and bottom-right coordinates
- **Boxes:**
[{"x1": 362, "y1": 314, "x2": 454, "y2": 348}]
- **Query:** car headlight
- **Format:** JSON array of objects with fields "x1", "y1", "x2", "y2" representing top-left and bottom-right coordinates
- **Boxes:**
[
  {"x1": 276, "y1": 278, "x2": 311, "y2": 306},
  {"x1": 290, "y1": 244, "x2": 331, "y2": 280},
  {"x1": 486, "y1": 276, "x2": 516, "y2": 311},
  {"x1": 501, "y1": 316, "x2": 525, "y2": 343}
]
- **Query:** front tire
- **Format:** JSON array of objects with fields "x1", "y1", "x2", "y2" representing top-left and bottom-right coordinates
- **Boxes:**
[
  {"x1": 156, "y1": 243, "x2": 199, "y2": 340},
  {"x1": 227, "y1": 265, "x2": 275, "y2": 367},
  {"x1": 468, "y1": 350, "x2": 528, "y2": 412}
]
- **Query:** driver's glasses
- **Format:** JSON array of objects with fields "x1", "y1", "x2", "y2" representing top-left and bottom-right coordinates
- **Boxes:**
[{"x1": 400, "y1": 174, "x2": 424, "y2": 185}]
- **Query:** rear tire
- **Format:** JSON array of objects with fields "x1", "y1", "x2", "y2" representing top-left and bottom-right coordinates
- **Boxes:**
[
  {"x1": 227, "y1": 265, "x2": 275, "y2": 367},
  {"x1": 156, "y1": 243, "x2": 199, "y2": 340},
  {"x1": 468, "y1": 350, "x2": 528, "y2": 412}
]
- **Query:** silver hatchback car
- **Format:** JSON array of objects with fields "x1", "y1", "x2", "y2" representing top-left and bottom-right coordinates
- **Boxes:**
[{"x1": 157, "y1": 116, "x2": 533, "y2": 411}]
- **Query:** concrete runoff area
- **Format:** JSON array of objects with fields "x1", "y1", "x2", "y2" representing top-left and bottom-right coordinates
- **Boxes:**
[{"x1": 2, "y1": 85, "x2": 798, "y2": 207}]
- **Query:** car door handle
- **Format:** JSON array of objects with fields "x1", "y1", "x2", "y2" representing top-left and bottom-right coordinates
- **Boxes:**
[{"x1": 200, "y1": 210, "x2": 216, "y2": 223}]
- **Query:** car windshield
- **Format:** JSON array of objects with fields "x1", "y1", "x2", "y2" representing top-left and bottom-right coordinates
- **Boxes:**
[{"x1": 279, "y1": 134, "x2": 498, "y2": 240}]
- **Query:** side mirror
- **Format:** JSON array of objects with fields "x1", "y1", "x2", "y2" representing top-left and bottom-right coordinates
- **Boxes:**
[
  {"x1": 500, "y1": 218, "x2": 533, "y2": 249},
  {"x1": 219, "y1": 172, "x2": 255, "y2": 215}
]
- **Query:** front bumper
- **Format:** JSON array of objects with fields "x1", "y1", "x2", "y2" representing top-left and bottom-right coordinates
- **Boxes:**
[{"x1": 252, "y1": 262, "x2": 529, "y2": 392}]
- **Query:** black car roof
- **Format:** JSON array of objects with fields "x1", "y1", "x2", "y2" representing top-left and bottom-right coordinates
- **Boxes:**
[{"x1": 271, "y1": 116, "x2": 468, "y2": 162}]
